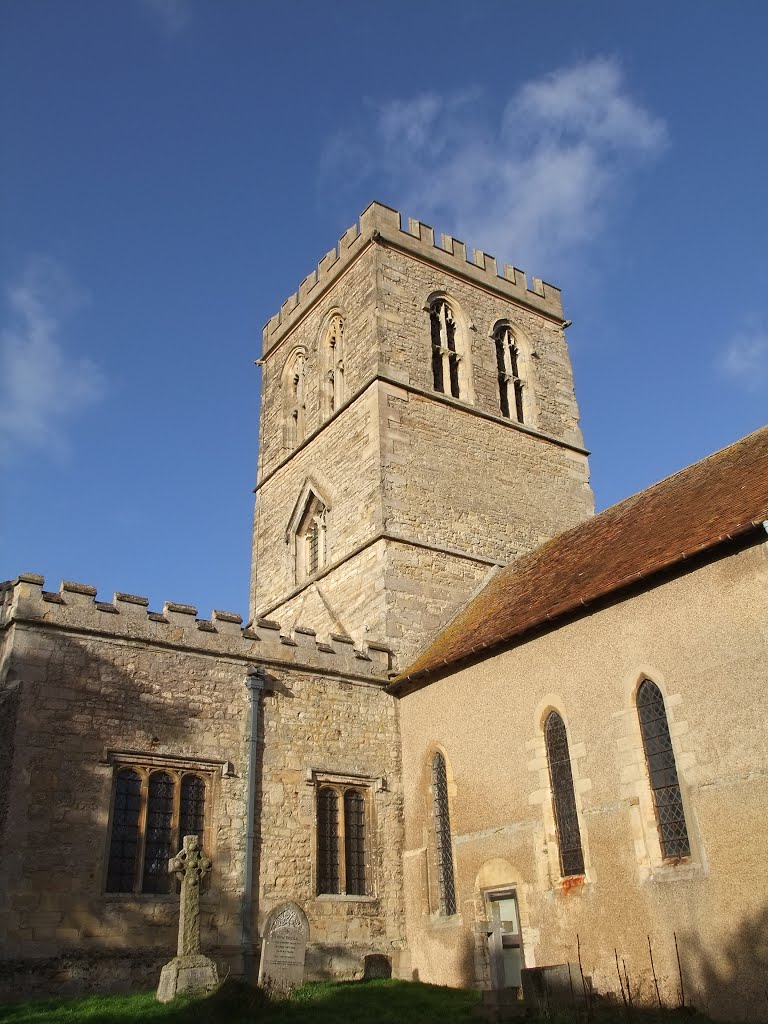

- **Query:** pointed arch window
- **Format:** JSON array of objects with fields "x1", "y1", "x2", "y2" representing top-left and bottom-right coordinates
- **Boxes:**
[
  {"x1": 429, "y1": 298, "x2": 462, "y2": 399},
  {"x1": 106, "y1": 765, "x2": 209, "y2": 894},
  {"x1": 323, "y1": 313, "x2": 345, "y2": 418},
  {"x1": 637, "y1": 680, "x2": 690, "y2": 859},
  {"x1": 316, "y1": 784, "x2": 368, "y2": 896},
  {"x1": 295, "y1": 493, "x2": 327, "y2": 580},
  {"x1": 493, "y1": 323, "x2": 525, "y2": 423},
  {"x1": 544, "y1": 711, "x2": 585, "y2": 877},
  {"x1": 432, "y1": 751, "x2": 457, "y2": 915},
  {"x1": 283, "y1": 349, "x2": 307, "y2": 448}
]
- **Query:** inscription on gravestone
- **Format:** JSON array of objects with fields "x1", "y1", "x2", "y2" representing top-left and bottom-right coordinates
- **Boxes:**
[{"x1": 258, "y1": 901, "x2": 309, "y2": 994}]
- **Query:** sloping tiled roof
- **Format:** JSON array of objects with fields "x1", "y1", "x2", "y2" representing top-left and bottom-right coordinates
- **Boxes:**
[{"x1": 392, "y1": 426, "x2": 768, "y2": 692}]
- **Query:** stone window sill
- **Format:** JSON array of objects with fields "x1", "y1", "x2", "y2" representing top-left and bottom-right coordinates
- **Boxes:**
[{"x1": 314, "y1": 893, "x2": 379, "y2": 903}]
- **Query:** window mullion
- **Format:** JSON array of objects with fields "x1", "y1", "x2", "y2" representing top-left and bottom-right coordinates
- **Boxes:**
[
  {"x1": 337, "y1": 786, "x2": 347, "y2": 895},
  {"x1": 135, "y1": 770, "x2": 150, "y2": 895}
]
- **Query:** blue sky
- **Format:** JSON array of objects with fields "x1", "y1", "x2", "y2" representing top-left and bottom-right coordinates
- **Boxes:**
[{"x1": 2, "y1": 1, "x2": 766, "y2": 617}]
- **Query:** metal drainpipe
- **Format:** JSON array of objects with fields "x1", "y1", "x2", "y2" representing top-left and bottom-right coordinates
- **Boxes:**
[{"x1": 242, "y1": 665, "x2": 265, "y2": 982}]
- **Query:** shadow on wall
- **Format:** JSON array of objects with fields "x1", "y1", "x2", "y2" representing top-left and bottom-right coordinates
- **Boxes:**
[
  {"x1": 0, "y1": 637, "x2": 251, "y2": 1000},
  {"x1": 680, "y1": 902, "x2": 768, "y2": 1022}
]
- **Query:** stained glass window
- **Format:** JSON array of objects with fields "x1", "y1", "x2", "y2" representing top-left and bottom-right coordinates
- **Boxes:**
[
  {"x1": 637, "y1": 680, "x2": 691, "y2": 859},
  {"x1": 106, "y1": 768, "x2": 208, "y2": 894},
  {"x1": 432, "y1": 752, "x2": 457, "y2": 915},
  {"x1": 106, "y1": 769, "x2": 142, "y2": 893},
  {"x1": 317, "y1": 787, "x2": 340, "y2": 894},
  {"x1": 344, "y1": 789, "x2": 366, "y2": 896},
  {"x1": 545, "y1": 711, "x2": 585, "y2": 877}
]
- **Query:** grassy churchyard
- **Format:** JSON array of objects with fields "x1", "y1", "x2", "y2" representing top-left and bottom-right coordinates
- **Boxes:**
[{"x1": 0, "y1": 979, "x2": 729, "y2": 1024}]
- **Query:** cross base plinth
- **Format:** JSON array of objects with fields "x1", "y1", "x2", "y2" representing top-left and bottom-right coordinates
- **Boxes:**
[{"x1": 156, "y1": 954, "x2": 218, "y2": 1003}]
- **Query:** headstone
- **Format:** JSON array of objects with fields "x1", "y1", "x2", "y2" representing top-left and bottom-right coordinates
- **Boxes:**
[
  {"x1": 363, "y1": 954, "x2": 392, "y2": 980},
  {"x1": 156, "y1": 835, "x2": 219, "y2": 1003},
  {"x1": 257, "y1": 901, "x2": 309, "y2": 994}
]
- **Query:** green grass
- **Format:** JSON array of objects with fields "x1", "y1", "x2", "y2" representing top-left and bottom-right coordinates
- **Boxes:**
[
  {"x1": 0, "y1": 979, "x2": 724, "y2": 1024},
  {"x1": 0, "y1": 979, "x2": 480, "y2": 1024}
]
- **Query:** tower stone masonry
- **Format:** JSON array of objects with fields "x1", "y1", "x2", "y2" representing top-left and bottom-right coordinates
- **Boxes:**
[{"x1": 251, "y1": 202, "x2": 594, "y2": 664}]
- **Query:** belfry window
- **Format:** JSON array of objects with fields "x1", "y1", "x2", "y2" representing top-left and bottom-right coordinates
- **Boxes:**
[
  {"x1": 316, "y1": 784, "x2": 368, "y2": 896},
  {"x1": 544, "y1": 711, "x2": 585, "y2": 877},
  {"x1": 429, "y1": 298, "x2": 461, "y2": 399},
  {"x1": 493, "y1": 323, "x2": 525, "y2": 423},
  {"x1": 323, "y1": 313, "x2": 345, "y2": 418},
  {"x1": 637, "y1": 679, "x2": 690, "y2": 859},
  {"x1": 106, "y1": 766, "x2": 208, "y2": 894},
  {"x1": 432, "y1": 751, "x2": 457, "y2": 915},
  {"x1": 283, "y1": 349, "x2": 307, "y2": 448}
]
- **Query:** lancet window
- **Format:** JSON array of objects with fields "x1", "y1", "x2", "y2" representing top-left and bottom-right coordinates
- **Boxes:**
[
  {"x1": 295, "y1": 492, "x2": 327, "y2": 580},
  {"x1": 544, "y1": 711, "x2": 585, "y2": 877},
  {"x1": 283, "y1": 349, "x2": 307, "y2": 448},
  {"x1": 106, "y1": 766, "x2": 208, "y2": 894},
  {"x1": 323, "y1": 313, "x2": 345, "y2": 417},
  {"x1": 429, "y1": 298, "x2": 462, "y2": 399},
  {"x1": 637, "y1": 679, "x2": 691, "y2": 859},
  {"x1": 493, "y1": 323, "x2": 525, "y2": 423},
  {"x1": 316, "y1": 784, "x2": 368, "y2": 896},
  {"x1": 432, "y1": 751, "x2": 457, "y2": 915}
]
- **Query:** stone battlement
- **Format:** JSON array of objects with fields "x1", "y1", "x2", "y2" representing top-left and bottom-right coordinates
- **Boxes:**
[
  {"x1": 0, "y1": 574, "x2": 392, "y2": 680},
  {"x1": 261, "y1": 201, "x2": 564, "y2": 356}
]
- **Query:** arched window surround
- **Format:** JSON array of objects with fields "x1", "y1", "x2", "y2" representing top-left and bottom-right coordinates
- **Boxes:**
[
  {"x1": 314, "y1": 777, "x2": 372, "y2": 897},
  {"x1": 635, "y1": 677, "x2": 691, "y2": 862},
  {"x1": 425, "y1": 292, "x2": 474, "y2": 405},
  {"x1": 319, "y1": 308, "x2": 346, "y2": 420},
  {"x1": 490, "y1": 320, "x2": 535, "y2": 426},
  {"x1": 286, "y1": 478, "x2": 331, "y2": 583}
]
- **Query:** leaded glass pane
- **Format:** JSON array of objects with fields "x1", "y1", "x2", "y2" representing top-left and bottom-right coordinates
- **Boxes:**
[
  {"x1": 344, "y1": 789, "x2": 366, "y2": 896},
  {"x1": 545, "y1": 712, "x2": 585, "y2": 877},
  {"x1": 432, "y1": 752, "x2": 456, "y2": 915},
  {"x1": 142, "y1": 771, "x2": 174, "y2": 894},
  {"x1": 317, "y1": 787, "x2": 340, "y2": 894},
  {"x1": 637, "y1": 680, "x2": 691, "y2": 859},
  {"x1": 306, "y1": 521, "x2": 319, "y2": 575},
  {"x1": 106, "y1": 769, "x2": 142, "y2": 892},
  {"x1": 430, "y1": 307, "x2": 444, "y2": 392},
  {"x1": 180, "y1": 775, "x2": 205, "y2": 844}
]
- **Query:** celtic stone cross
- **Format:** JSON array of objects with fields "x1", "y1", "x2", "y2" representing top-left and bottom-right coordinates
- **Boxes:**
[{"x1": 170, "y1": 834, "x2": 211, "y2": 958}]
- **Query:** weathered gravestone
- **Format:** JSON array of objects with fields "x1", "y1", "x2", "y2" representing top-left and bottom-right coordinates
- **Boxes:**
[
  {"x1": 156, "y1": 835, "x2": 219, "y2": 1003},
  {"x1": 257, "y1": 901, "x2": 309, "y2": 994}
]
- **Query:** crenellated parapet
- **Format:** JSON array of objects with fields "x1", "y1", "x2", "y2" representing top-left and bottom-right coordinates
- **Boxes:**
[
  {"x1": 0, "y1": 574, "x2": 392, "y2": 681},
  {"x1": 261, "y1": 201, "x2": 564, "y2": 357}
]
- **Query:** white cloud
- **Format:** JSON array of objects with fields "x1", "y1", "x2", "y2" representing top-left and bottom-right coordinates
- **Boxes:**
[
  {"x1": 722, "y1": 321, "x2": 768, "y2": 390},
  {"x1": 140, "y1": 0, "x2": 190, "y2": 34},
  {"x1": 0, "y1": 259, "x2": 105, "y2": 464},
  {"x1": 324, "y1": 57, "x2": 666, "y2": 275}
]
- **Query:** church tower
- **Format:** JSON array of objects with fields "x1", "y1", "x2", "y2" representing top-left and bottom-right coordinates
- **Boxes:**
[{"x1": 250, "y1": 202, "x2": 593, "y2": 665}]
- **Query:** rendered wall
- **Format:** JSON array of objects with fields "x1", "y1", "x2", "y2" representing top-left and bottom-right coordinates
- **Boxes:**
[{"x1": 397, "y1": 538, "x2": 768, "y2": 1022}]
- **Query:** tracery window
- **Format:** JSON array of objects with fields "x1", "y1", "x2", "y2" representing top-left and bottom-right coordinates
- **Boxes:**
[
  {"x1": 493, "y1": 323, "x2": 525, "y2": 423},
  {"x1": 432, "y1": 751, "x2": 457, "y2": 915},
  {"x1": 429, "y1": 298, "x2": 462, "y2": 399},
  {"x1": 544, "y1": 711, "x2": 585, "y2": 877},
  {"x1": 295, "y1": 492, "x2": 327, "y2": 580},
  {"x1": 322, "y1": 313, "x2": 345, "y2": 417},
  {"x1": 106, "y1": 767, "x2": 208, "y2": 894},
  {"x1": 316, "y1": 784, "x2": 368, "y2": 896},
  {"x1": 637, "y1": 679, "x2": 690, "y2": 859},
  {"x1": 283, "y1": 349, "x2": 307, "y2": 448}
]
